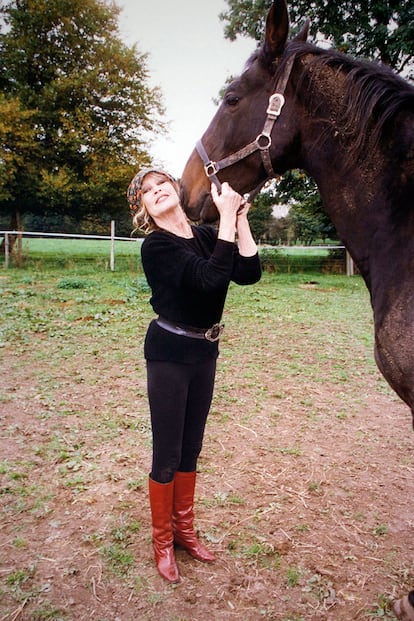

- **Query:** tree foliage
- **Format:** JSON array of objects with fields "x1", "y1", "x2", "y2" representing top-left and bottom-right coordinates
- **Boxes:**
[
  {"x1": 247, "y1": 188, "x2": 274, "y2": 241},
  {"x1": 220, "y1": 0, "x2": 414, "y2": 76},
  {"x1": 0, "y1": 0, "x2": 166, "y2": 232},
  {"x1": 277, "y1": 171, "x2": 336, "y2": 242},
  {"x1": 251, "y1": 175, "x2": 336, "y2": 245}
]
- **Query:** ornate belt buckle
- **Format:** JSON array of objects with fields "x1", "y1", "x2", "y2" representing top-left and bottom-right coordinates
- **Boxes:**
[{"x1": 204, "y1": 323, "x2": 224, "y2": 342}]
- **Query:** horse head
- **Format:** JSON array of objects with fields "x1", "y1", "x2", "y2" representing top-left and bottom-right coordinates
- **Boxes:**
[{"x1": 181, "y1": 0, "x2": 308, "y2": 222}]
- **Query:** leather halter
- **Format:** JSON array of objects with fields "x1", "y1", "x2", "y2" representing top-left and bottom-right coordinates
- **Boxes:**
[{"x1": 196, "y1": 54, "x2": 295, "y2": 203}]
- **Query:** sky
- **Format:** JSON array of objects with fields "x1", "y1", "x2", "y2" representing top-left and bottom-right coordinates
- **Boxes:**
[{"x1": 116, "y1": 0, "x2": 255, "y2": 178}]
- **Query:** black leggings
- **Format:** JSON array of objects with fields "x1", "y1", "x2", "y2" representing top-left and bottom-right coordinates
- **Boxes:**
[{"x1": 146, "y1": 359, "x2": 217, "y2": 484}]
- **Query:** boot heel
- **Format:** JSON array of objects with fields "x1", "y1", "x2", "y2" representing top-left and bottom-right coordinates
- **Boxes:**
[{"x1": 173, "y1": 471, "x2": 216, "y2": 563}]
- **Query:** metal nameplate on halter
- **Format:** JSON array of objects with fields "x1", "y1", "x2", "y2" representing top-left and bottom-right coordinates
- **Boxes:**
[
  {"x1": 266, "y1": 93, "x2": 285, "y2": 118},
  {"x1": 205, "y1": 161, "x2": 219, "y2": 177},
  {"x1": 205, "y1": 323, "x2": 224, "y2": 342}
]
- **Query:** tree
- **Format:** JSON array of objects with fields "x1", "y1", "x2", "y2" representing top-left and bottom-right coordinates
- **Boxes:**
[
  {"x1": 249, "y1": 174, "x2": 336, "y2": 245},
  {"x1": 220, "y1": 0, "x2": 414, "y2": 77},
  {"x1": 0, "y1": 94, "x2": 38, "y2": 214},
  {"x1": 277, "y1": 171, "x2": 337, "y2": 242},
  {"x1": 248, "y1": 188, "x2": 274, "y2": 241},
  {"x1": 0, "y1": 0, "x2": 166, "y2": 235}
]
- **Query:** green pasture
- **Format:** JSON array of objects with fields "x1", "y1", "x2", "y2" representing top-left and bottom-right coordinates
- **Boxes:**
[
  {"x1": 0, "y1": 236, "x2": 346, "y2": 273},
  {"x1": 0, "y1": 246, "x2": 371, "y2": 383},
  {"x1": 17, "y1": 237, "x2": 141, "y2": 258},
  {"x1": 1, "y1": 236, "x2": 142, "y2": 271}
]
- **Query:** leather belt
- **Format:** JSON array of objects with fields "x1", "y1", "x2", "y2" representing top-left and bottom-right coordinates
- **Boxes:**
[{"x1": 156, "y1": 316, "x2": 224, "y2": 342}]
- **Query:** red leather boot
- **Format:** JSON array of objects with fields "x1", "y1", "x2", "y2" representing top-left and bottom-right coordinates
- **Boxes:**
[
  {"x1": 148, "y1": 477, "x2": 180, "y2": 583},
  {"x1": 172, "y1": 471, "x2": 215, "y2": 562}
]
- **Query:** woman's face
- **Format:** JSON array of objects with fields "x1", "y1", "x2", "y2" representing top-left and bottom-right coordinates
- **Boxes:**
[{"x1": 141, "y1": 173, "x2": 180, "y2": 219}]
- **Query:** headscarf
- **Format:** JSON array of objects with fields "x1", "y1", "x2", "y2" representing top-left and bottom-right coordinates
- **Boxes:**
[{"x1": 127, "y1": 168, "x2": 178, "y2": 218}]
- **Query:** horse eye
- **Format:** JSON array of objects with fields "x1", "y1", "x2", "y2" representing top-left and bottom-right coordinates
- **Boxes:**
[{"x1": 225, "y1": 95, "x2": 240, "y2": 107}]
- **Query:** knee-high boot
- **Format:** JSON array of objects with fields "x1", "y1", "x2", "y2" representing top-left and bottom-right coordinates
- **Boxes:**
[
  {"x1": 172, "y1": 471, "x2": 215, "y2": 562},
  {"x1": 148, "y1": 477, "x2": 180, "y2": 583}
]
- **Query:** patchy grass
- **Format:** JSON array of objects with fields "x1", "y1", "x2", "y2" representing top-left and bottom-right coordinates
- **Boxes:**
[{"x1": 0, "y1": 260, "x2": 412, "y2": 620}]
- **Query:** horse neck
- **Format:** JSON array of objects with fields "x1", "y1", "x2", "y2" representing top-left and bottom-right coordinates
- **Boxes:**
[
  {"x1": 293, "y1": 59, "x2": 409, "y2": 276},
  {"x1": 300, "y1": 127, "x2": 383, "y2": 247}
]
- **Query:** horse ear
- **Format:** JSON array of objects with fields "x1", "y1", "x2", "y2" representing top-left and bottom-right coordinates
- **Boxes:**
[
  {"x1": 294, "y1": 19, "x2": 310, "y2": 42},
  {"x1": 262, "y1": 0, "x2": 289, "y2": 63}
]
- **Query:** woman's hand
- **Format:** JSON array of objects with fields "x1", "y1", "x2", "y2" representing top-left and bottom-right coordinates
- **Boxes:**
[
  {"x1": 211, "y1": 182, "x2": 246, "y2": 243},
  {"x1": 236, "y1": 200, "x2": 250, "y2": 220},
  {"x1": 211, "y1": 182, "x2": 245, "y2": 216}
]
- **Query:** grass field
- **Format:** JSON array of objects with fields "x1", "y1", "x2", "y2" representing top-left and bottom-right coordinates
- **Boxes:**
[
  {"x1": 0, "y1": 247, "x2": 412, "y2": 620},
  {"x1": 1, "y1": 236, "x2": 346, "y2": 274}
]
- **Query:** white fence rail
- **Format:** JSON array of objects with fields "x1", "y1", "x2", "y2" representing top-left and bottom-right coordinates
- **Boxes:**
[
  {"x1": 0, "y1": 224, "x2": 140, "y2": 271},
  {"x1": 1, "y1": 227, "x2": 355, "y2": 275}
]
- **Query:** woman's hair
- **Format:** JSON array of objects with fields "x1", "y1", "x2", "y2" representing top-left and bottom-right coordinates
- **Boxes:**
[{"x1": 127, "y1": 169, "x2": 180, "y2": 235}]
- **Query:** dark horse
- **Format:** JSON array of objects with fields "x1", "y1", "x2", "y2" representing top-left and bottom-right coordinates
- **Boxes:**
[
  {"x1": 181, "y1": 0, "x2": 414, "y2": 424},
  {"x1": 181, "y1": 1, "x2": 414, "y2": 615}
]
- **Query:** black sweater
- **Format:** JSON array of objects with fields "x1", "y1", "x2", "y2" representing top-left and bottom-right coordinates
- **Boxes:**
[{"x1": 141, "y1": 224, "x2": 262, "y2": 363}]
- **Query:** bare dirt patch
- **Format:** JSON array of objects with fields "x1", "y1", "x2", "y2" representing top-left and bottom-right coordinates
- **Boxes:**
[{"x1": 1, "y1": 274, "x2": 413, "y2": 621}]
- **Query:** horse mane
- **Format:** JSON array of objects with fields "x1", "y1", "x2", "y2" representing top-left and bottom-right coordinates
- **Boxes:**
[{"x1": 274, "y1": 40, "x2": 414, "y2": 163}]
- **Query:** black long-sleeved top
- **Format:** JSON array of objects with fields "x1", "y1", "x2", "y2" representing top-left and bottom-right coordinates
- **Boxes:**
[{"x1": 141, "y1": 224, "x2": 261, "y2": 363}]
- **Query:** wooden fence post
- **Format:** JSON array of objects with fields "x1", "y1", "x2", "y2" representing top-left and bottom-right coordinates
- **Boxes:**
[
  {"x1": 346, "y1": 250, "x2": 354, "y2": 276},
  {"x1": 4, "y1": 232, "x2": 9, "y2": 269},
  {"x1": 110, "y1": 221, "x2": 115, "y2": 271}
]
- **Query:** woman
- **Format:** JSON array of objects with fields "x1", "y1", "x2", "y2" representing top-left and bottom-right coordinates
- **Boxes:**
[{"x1": 127, "y1": 168, "x2": 261, "y2": 583}]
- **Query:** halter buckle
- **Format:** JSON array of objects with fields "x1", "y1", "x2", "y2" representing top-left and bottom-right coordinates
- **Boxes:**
[
  {"x1": 266, "y1": 93, "x2": 285, "y2": 118},
  {"x1": 204, "y1": 161, "x2": 218, "y2": 177}
]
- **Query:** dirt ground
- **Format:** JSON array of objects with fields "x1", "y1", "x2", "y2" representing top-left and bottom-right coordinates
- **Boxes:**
[{"x1": 1, "y1": 280, "x2": 414, "y2": 620}]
